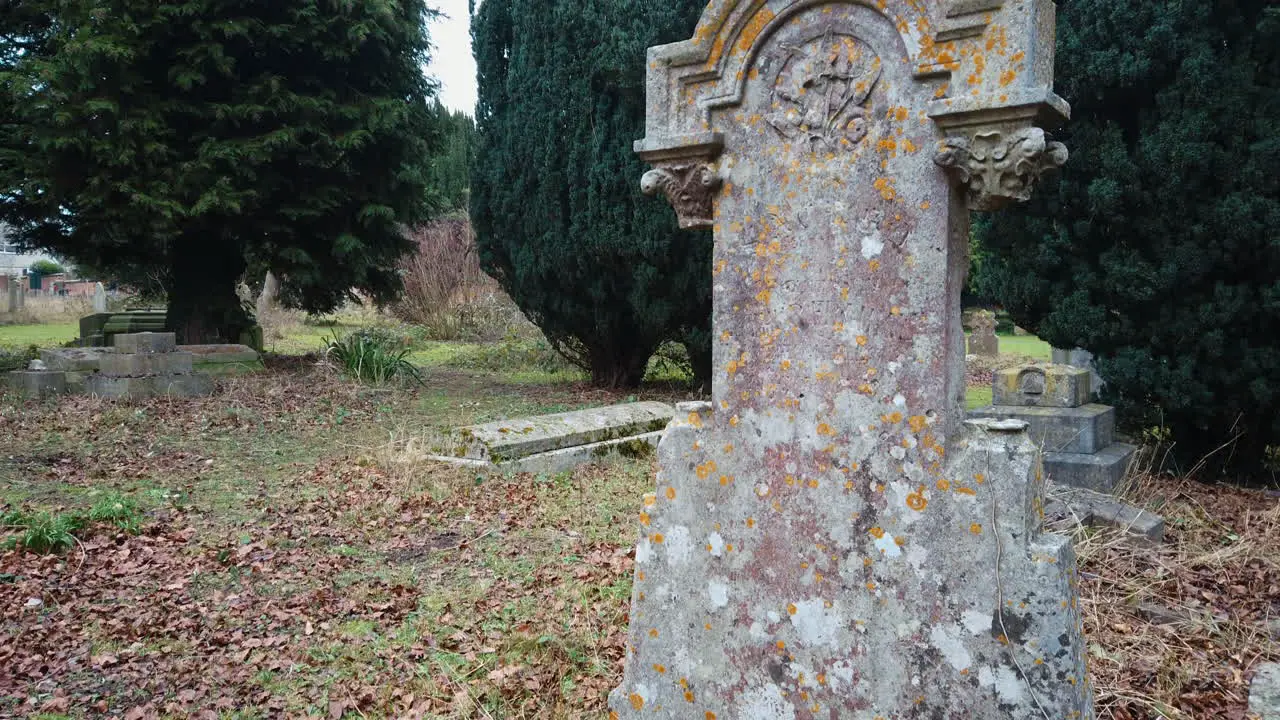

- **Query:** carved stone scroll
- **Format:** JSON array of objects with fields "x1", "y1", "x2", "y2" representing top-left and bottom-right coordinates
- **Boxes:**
[
  {"x1": 640, "y1": 162, "x2": 722, "y2": 230},
  {"x1": 934, "y1": 127, "x2": 1069, "y2": 211}
]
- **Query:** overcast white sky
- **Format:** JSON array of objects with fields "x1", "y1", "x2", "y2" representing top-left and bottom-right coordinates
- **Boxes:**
[{"x1": 427, "y1": 0, "x2": 478, "y2": 115}]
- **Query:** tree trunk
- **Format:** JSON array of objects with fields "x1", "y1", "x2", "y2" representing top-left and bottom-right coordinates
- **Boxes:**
[
  {"x1": 167, "y1": 241, "x2": 252, "y2": 345},
  {"x1": 589, "y1": 342, "x2": 653, "y2": 389}
]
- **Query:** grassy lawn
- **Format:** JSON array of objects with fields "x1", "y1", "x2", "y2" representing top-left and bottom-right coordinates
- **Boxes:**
[
  {"x1": 997, "y1": 333, "x2": 1053, "y2": 361},
  {"x1": 0, "y1": 321, "x2": 79, "y2": 349}
]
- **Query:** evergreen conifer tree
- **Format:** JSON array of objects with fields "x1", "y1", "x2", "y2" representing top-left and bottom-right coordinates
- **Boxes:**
[
  {"x1": 470, "y1": 0, "x2": 711, "y2": 388},
  {"x1": 0, "y1": 0, "x2": 441, "y2": 343},
  {"x1": 974, "y1": 1, "x2": 1280, "y2": 471}
]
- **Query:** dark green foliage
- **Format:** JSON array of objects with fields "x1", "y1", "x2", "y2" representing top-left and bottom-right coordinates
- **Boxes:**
[
  {"x1": 974, "y1": 1, "x2": 1280, "y2": 473},
  {"x1": 0, "y1": 0, "x2": 441, "y2": 344},
  {"x1": 428, "y1": 102, "x2": 476, "y2": 212},
  {"x1": 28, "y1": 259, "x2": 64, "y2": 276},
  {"x1": 470, "y1": 0, "x2": 711, "y2": 388}
]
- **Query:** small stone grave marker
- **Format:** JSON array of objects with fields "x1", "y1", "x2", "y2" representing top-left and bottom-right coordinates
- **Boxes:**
[
  {"x1": 968, "y1": 309, "x2": 1000, "y2": 357},
  {"x1": 613, "y1": 0, "x2": 1092, "y2": 717}
]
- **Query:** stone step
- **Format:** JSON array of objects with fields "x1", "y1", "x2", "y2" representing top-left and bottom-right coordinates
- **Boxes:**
[
  {"x1": 1043, "y1": 443, "x2": 1137, "y2": 493},
  {"x1": 86, "y1": 373, "x2": 214, "y2": 399},
  {"x1": 1044, "y1": 485, "x2": 1164, "y2": 544},
  {"x1": 446, "y1": 401, "x2": 677, "y2": 463},
  {"x1": 7, "y1": 370, "x2": 67, "y2": 399},
  {"x1": 99, "y1": 351, "x2": 194, "y2": 378},
  {"x1": 968, "y1": 403, "x2": 1115, "y2": 454},
  {"x1": 112, "y1": 332, "x2": 177, "y2": 354}
]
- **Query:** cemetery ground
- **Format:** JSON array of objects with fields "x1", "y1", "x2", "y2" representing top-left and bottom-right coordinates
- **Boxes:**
[{"x1": 1, "y1": 315, "x2": 1277, "y2": 719}]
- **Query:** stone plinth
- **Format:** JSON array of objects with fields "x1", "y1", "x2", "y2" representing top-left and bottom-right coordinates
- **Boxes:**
[
  {"x1": 1252, "y1": 664, "x2": 1280, "y2": 720},
  {"x1": 429, "y1": 402, "x2": 676, "y2": 473},
  {"x1": 973, "y1": 364, "x2": 1134, "y2": 492},
  {"x1": 8, "y1": 370, "x2": 67, "y2": 399},
  {"x1": 1053, "y1": 347, "x2": 1105, "y2": 395},
  {"x1": 613, "y1": 1, "x2": 1091, "y2": 717},
  {"x1": 85, "y1": 332, "x2": 214, "y2": 399},
  {"x1": 180, "y1": 344, "x2": 264, "y2": 374}
]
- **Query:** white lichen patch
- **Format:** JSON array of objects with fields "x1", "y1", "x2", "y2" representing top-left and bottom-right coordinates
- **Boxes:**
[
  {"x1": 978, "y1": 665, "x2": 1029, "y2": 705},
  {"x1": 666, "y1": 525, "x2": 692, "y2": 567},
  {"x1": 789, "y1": 598, "x2": 841, "y2": 648},
  {"x1": 708, "y1": 579, "x2": 729, "y2": 609},
  {"x1": 636, "y1": 537, "x2": 654, "y2": 564},
  {"x1": 707, "y1": 531, "x2": 726, "y2": 557},
  {"x1": 929, "y1": 624, "x2": 973, "y2": 671},
  {"x1": 741, "y1": 683, "x2": 797, "y2": 720},
  {"x1": 874, "y1": 531, "x2": 902, "y2": 557},
  {"x1": 962, "y1": 609, "x2": 993, "y2": 635}
]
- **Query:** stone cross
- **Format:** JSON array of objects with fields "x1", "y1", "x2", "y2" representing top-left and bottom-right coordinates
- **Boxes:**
[
  {"x1": 969, "y1": 310, "x2": 999, "y2": 357},
  {"x1": 92, "y1": 282, "x2": 108, "y2": 313},
  {"x1": 613, "y1": 1, "x2": 1092, "y2": 718}
]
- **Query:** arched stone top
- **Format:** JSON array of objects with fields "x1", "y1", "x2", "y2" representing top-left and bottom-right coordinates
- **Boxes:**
[{"x1": 635, "y1": 0, "x2": 1068, "y2": 164}]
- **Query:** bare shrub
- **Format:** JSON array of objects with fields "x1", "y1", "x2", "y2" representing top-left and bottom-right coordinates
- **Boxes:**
[{"x1": 394, "y1": 217, "x2": 519, "y2": 341}]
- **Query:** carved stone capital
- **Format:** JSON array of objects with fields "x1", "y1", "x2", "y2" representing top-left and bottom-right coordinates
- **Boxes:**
[
  {"x1": 934, "y1": 127, "x2": 1067, "y2": 211},
  {"x1": 640, "y1": 162, "x2": 722, "y2": 230}
]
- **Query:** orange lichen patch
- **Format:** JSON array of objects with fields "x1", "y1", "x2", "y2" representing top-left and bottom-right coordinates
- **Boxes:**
[
  {"x1": 653, "y1": 664, "x2": 667, "y2": 674},
  {"x1": 648, "y1": 628, "x2": 659, "y2": 637},
  {"x1": 780, "y1": 359, "x2": 792, "y2": 370},
  {"x1": 866, "y1": 581, "x2": 878, "y2": 591},
  {"x1": 685, "y1": 691, "x2": 696, "y2": 703},
  {"x1": 630, "y1": 693, "x2": 645, "y2": 710},
  {"x1": 787, "y1": 603, "x2": 798, "y2": 616},
  {"x1": 817, "y1": 423, "x2": 836, "y2": 436},
  {"x1": 696, "y1": 460, "x2": 718, "y2": 480},
  {"x1": 936, "y1": 478, "x2": 952, "y2": 491},
  {"x1": 807, "y1": 479, "x2": 820, "y2": 489},
  {"x1": 688, "y1": 411, "x2": 704, "y2": 429},
  {"x1": 705, "y1": 713, "x2": 717, "y2": 720},
  {"x1": 720, "y1": 475, "x2": 733, "y2": 486},
  {"x1": 974, "y1": 473, "x2": 986, "y2": 484},
  {"x1": 883, "y1": 411, "x2": 904, "y2": 424},
  {"x1": 906, "y1": 489, "x2": 928, "y2": 511},
  {"x1": 785, "y1": 474, "x2": 797, "y2": 487},
  {"x1": 999, "y1": 69, "x2": 1018, "y2": 87},
  {"x1": 776, "y1": 641, "x2": 786, "y2": 650},
  {"x1": 664, "y1": 487, "x2": 676, "y2": 501},
  {"x1": 746, "y1": 517, "x2": 756, "y2": 528},
  {"x1": 869, "y1": 526, "x2": 886, "y2": 539},
  {"x1": 644, "y1": 493, "x2": 657, "y2": 508},
  {"x1": 920, "y1": 200, "x2": 931, "y2": 210},
  {"x1": 736, "y1": 7, "x2": 775, "y2": 52},
  {"x1": 855, "y1": 335, "x2": 869, "y2": 347},
  {"x1": 868, "y1": 259, "x2": 881, "y2": 272},
  {"x1": 909, "y1": 415, "x2": 928, "y2": 433},
  {"x1": 890, "y1": 306, "x2": 902, "y2": 316},
  {"x1": 730, "y1": 415, "x2": 740, "y2": 427},
  {"x1": 873, "y1": 177, "x2": 897, "y2": 200},
  {"x1": 955, "y1": 486, "x2": 977, "y2": 496},
  {"x1": 639, "y1": 512, "x2": 651, "y2": 526},
  {"x1": 894, "y1": 536, "x2": 906, "y2": 547},
  {"x1": 652, "y1": 533, "x2": 665, "y2": 544},
  {"x1": 970, "y1": 523, "x2": 983, "y2": 535},
  {"x1": 863, "y1": 557, "x2": 874, "y2": 567},
  {"x1": 858, "y1": 383, "x2": 875, "y2": 395}
]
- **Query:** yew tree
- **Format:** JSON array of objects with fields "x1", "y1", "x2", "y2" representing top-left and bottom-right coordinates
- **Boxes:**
[
  {"x1": 470, "y1": 0, "x2": 711, "y2": 388},
  {"x1": 0, "y1": 0, "x2": 440, "y2": 343}
]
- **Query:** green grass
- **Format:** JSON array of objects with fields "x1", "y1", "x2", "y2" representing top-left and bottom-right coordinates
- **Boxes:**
[
  {"x1": 965, "y1": 386, "x2": 992, "y2": 410},
  {"x1": 0, "y1": 322, "x2": 78, "y2": 349},
  {"x1": 995, "y1": 333, "x2": 1053, "y2": 361}
]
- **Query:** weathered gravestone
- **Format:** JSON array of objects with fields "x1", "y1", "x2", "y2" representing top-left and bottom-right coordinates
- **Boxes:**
[
  {"x1": 92, "y1": 282, "x2": 108, "y2": 313},
  {"x1": 968, "y1": 310, "x2": 999, "y2": 357},
  {"x1": 612, "y1": 1, "x2": 1091, "y2": 718}
]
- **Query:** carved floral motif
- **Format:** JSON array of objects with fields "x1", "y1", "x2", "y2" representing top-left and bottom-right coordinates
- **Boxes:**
[
  {"x1": 934, "y1": 127, "x2": 1068, "y2": 211},
  {"x1": 765, "y1": 30, "x2": 881, "y2": 151},
  {"x1": 640, "y1": 163, "x2": 721, "y2": 230}
]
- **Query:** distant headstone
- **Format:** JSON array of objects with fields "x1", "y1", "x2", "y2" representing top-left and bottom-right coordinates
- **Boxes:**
[
  {"x1": 92, "y1": 282, "x2": 108, "y2": 313},
  {"x1": 1052, "y1": 346, "x2": 1105, "y2": 395},
  {"x1": 256, "y1": 271, "x2": 280, "y2": 321},
  {"x1": 613, "y1": 1, "x2": 1091, "y2": 718},
  {"x1": 968, "y1": 310, "x2": 1000, "y2": 357},
  {"x1": 7, "y1": 275, "x2": 23, "y2": 313}
]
